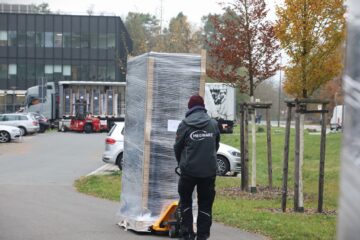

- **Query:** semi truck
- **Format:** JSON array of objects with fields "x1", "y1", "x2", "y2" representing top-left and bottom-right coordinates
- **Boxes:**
[
  {"x1": 25, "y1": 81, "x2": 126, "y2": 131},
  {"x1": 25, "y1": 81, "x2": 235, "y2": 133},
  {"x1": 204, "y1": 83, "x2": 236, "y2": 133}
]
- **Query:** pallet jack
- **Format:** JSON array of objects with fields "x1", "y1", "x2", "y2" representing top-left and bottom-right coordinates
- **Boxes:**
[{"x1": 150, "y1": 167, "x2": 182, "y2": 238}]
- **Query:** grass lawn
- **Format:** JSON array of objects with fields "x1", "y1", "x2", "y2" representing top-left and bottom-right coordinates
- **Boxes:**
[{"x1": 74, "y1": 125, "x2": 342, "y2": 240}]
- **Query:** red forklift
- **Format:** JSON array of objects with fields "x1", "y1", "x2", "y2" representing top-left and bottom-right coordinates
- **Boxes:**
[{"x1": 61, "y1": 99, "x2": 107, "y2": 133}]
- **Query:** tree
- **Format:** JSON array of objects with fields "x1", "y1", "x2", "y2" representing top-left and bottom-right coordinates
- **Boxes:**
[
  {"x1": 32, "y1": 2, "x2": 51, "y2": 14},
  {"x1": 207, "y1": 0, "x2": 279, "y2": 97},
  {"x1": 275, "y1": 0, "x2": 346, "y2": 212},
  {"x1": 166, "y1": 12, "x2": 193, "y2": 53},
  {"x1": 125, "y1": 12, "x2": 160, "y2": 56},
  {"x1": 275, "y1": 0, "x2": 346, "y2": 98},
  {"x1": 207, "y1": 0, "x2": 279, "y2": 192}
]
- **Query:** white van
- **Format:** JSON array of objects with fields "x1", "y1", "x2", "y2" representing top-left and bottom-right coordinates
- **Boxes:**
[{"x1": 330, "y1": 105, "x2": 344, "y2": 131}]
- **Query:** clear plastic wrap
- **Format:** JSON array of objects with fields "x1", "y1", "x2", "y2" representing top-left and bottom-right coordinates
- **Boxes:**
[
  {"x1": 119, "y1": 52, "x2": 204, "y2": 231},
  {"x1": 337, "y1": 1, "x2": 360, "y2": 238}
]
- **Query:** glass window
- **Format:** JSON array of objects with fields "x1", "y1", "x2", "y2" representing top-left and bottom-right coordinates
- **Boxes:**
[
  {"x1": 44, "y1": 65, "x2": 53, "y2": 74},
  {"x1": 63, "y1": 65, "x2": 71, "y2": 76},
  {"x1": 90, "y1": 33, "x2": 98, "y2": 49},
  {"x1": 98, "y1": 64, "x2": 106, "y2": 81},
  {"x1": 8, "y1": 64, "x2": 17, "y2": 75},
  {"x1": 99, "y1": 33, "x2": 107, "y2": 49},
  {"x1": 8, "y1": 31, "x2": 16, "y2": 47},
  {"x1": 71, "y1": 65, "x2": 80, "y2": 80},
  {"x1": 54, "y1": 33, "x2": 63, "y2": 48},
  {"x1": 36, "y1": 63, "x2": 44, "y2": 79},
  {"x1": 27, "y1": 63, "x2": 36, "y2": 80},
  {"x1": 0, "y1": 31, "x2": 7, "y2": 46},
  {"x1": 18, "y1": 64, "x2": 26, "y2": 81},
  {"x1": 63, "y1": 65, "x2": 71, "y2": 80},
  {"x1": 107, "y1": 33, "x2": 115, "y2": 49},
  {"x1": 81, "y1": 32, "x2": 89, "y2": 48},
  {"x1": 45, "y1": 32, "x2": 53, "y2": 47},
  {"x1": 89, "y1": 62, "x2": 97, "y2": 80},
  {"x1": 63, "y1": 32, "x2": 71, "y2": 48},
  {"x1": 18, "y1": 32, "x2": 26, "y2": 47},
  {"x1": 44, "y1": 64, "x2": 53, "y2": 81},
  {"x1": 72, "y1": 33, "x2": 80, "y2": 48},
  {"x1": 54, "y1": 65, "x2": 62, "y2": 81},
  {"x1": 27, "y1": 31, "x2": 35, "y2": 47},
  {"x1": 35, "y1": 32, "x2": 44, "y2": 47},
  {"x1": 81, "y1": 63, "x2": 89, "y2": 80},
  {"x1": 107, "y1": 64, "x2": 115, "y2": 81},
  {"x1": 0, "y1": 64, "x2": 7, "y2": 79},
  {"x1": 54, "y1": 65, "x2": 62, "y2": 73}
]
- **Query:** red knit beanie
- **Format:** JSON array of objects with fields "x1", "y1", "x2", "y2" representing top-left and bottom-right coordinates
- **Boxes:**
[{"x1": 188, "y1": 95, "x2": 205, "y2": 109}]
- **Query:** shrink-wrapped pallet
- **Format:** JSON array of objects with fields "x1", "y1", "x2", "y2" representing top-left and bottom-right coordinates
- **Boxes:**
[{"x1": 119, "y1": 52, "x2": 206, "y2": 231}]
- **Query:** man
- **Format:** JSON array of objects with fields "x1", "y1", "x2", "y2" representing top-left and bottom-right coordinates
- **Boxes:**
[{"x1": 174, "y1": 95, "x2": 220, "y2": 240}]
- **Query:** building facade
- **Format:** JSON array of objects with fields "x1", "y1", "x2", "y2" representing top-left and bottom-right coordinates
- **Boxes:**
[{"x1": 0, "y1": 11, "x2": 132, "y2": 113}]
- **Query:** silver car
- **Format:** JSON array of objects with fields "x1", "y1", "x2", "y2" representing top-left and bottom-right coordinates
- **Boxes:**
[
  {"x1": 0, "y1": 113, "x2": 39, "y2": 136},
  {"x1": 217, "y1": 143, "x2": 241, "y2": 176},
  {"x1": 102, "y1": 122, "x2": 241, "y2": 176},
  {"x1": 102, "y1": 122, "x2": 125, "y2": 169},
  {"x1": 0, "y1": 125, "x2": 21, "y2": 143}
]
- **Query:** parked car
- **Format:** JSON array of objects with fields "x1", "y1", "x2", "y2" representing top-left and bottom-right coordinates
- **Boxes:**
[
  {"x1": 217, "y1": 143, "x2": 241, "y2": 176},
  {"x1": 0, "y1": 125, "x2": 21, "y2": 143},
  {"x1": 102, "y1": 122, "x2": 241, "y2": 176},
  {"x1": 102, "y1": 122, "x2": 125, "y2": 169},
  {"x1": 29, "y1": 112, "x2": 50, "y2": 133},
  {"x1": 0, "y1": 113, "x2": 39, "y2": 136}
]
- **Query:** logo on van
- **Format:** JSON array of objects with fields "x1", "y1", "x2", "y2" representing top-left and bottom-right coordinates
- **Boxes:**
[{"x1": 190, "y1": 130, "x2": 213, "y2": 141}]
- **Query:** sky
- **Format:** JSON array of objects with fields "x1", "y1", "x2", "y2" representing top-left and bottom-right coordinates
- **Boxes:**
[{"x1": 2, "y1": 0, "x2": 281, "y2": 28}]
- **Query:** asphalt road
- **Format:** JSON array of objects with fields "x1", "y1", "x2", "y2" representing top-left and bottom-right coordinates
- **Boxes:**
[{"x1": 0, "y1": 132, "x2": 265, "y2": 240}]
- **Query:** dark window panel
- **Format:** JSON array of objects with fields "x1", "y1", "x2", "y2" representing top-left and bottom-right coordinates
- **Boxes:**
[
  {"x1": 54, "y1": 15, "x2": 62, "y2": 32},
  {"x1": 35, "y1": 32, "x2": 44, "y2": 47},
  {"x1": 8, "y1": 31, "x2": 16, "y2": 45},
  {"x1": 90, "y1": 33, "x2": 98, "y2": 49},
  {"x1": 36, "y1": 62, "x2": 44, "y2": 80},
  {"x1": 81, "y1": 32, "x2": 89, "y2": 48},
  {"x1": 72, "y1": 16, "x2": 81, "y2": 32},
  {"x1": 89, "y1": 61, "x2": 97, "y2": 81},
  {"x1": 44, "y1": 15, "x2": 53, "y2": 31},
  {"x1": 107, "y1": 33, "x2": 115, "y2": 49},
  {"x1": 71, "y1": 64, "x2": 80, "y2": 80},
  {"x1": 0, "y1": 15, "x2": 7, "y2": 29},
  {"x1": 72, "y1": 32, "x2": 80, "y2": 48},
  {"x1": 27, "y1": 31, "x2": 35, "y2": 47},
  {"x1": 107, "y1": 63, "x2": 115, "y2": 81},
  {"x1": 18, "y1": 15, "x2": 26, "y2": 31},
  {"x1": 0, "y1": 64, "x2": 7, "y2": 79},
  {"x1": 18, "y1": 32, "x2": 26, "y2": 47},
  {"x1": 0, "y1": 31, "x2": 7, "y2": 47},
  {"x1": 63, "y1": 17, "x2": 71, "y2": 32},
  {"x1": 8, "y1": 15, "x2": 17, "y2": 31},
  {"x1": 81, "y1": 62, "x2": 89, "y2": 80},
  {"x1": 54, "y1": 32, "x2": 63, "y2": 48},
  {"x1": 45, "y1": 32, "x2": 53, "y2": 47},
  {"x1": 98, "y1": 63, "x2": 106, "y2": 81},
  {"x1": 26, "y1": 15, "x2": 35, "y2": 31},
  {"x1": 99, "y1": 33, "x2": 107, "y2": 49},
  {"x1": 63, "y1": 32, "x2": 71, "y2": 48}
]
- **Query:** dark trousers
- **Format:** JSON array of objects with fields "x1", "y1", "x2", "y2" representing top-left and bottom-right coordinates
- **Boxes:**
[{"x1": 178, "y1": 174, "x2": 216, "y2": 239}]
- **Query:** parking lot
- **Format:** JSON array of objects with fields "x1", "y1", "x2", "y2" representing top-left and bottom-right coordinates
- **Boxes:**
[{"x1": 0, "y1": 131, "x2": 262, "y2": 240}]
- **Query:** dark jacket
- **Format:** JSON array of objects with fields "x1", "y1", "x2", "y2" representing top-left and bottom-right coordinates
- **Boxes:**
[{"x1": 174, "y1": 107, "x2": 220, "y2": 178}]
